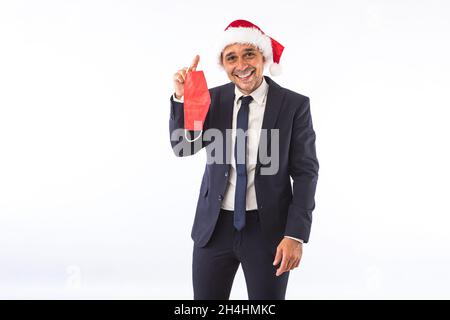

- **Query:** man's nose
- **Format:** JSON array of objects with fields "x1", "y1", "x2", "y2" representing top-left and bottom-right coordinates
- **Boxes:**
[{"x1": 235, "y1": 58, "x2": 248, "y2": 71}]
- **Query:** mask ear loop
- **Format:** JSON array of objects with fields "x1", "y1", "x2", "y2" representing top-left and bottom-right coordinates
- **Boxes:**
[{"x1": 184, "y1": 129, "x2": 202, "y2": 142}]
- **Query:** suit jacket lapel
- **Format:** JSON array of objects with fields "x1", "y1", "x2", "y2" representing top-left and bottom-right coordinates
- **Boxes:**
[
  {"x1": 257, "y1": 76, "x2": 285, "y2": 169},
  {"x1": 261, "y1": 76, "x2": 284, "y2": 133},
  {"x1": 219, "y1": 82, "x2": 235, "y2": 165}
]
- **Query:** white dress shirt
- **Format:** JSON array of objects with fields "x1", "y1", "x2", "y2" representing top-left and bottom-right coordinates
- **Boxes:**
[
  {"x1": 221, "y1": 78, "x2": 268, "y2": 211},
  {"x1": 173, "y1": 78, "x2": 303, "y2": 243}
]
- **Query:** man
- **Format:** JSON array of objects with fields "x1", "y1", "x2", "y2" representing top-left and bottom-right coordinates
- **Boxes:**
[{"x1": 169, "y1": 20, "x2": 319, "y2": 300}]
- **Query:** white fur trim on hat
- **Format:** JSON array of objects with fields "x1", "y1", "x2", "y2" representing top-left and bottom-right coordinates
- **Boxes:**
[{"x1": 217, "y1": 27, "x2": 273, "y2": 66}]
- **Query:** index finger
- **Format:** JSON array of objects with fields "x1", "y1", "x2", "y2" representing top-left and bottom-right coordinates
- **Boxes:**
[{"x1": 189, "y1": 54, "x2": 200, "y2": 72}]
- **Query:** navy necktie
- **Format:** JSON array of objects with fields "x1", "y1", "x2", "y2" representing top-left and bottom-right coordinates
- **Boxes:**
[{"x1": 234, "y1": 95, "x2": 253, "y2": 231}]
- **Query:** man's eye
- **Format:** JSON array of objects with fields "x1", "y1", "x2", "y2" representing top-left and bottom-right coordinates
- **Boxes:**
[
  {"x1": 227, "y1": 56, "x2": 236, "y2": 61},
  {"x1": 246, "y1": 52, "x2": 255, "y2": 57}
]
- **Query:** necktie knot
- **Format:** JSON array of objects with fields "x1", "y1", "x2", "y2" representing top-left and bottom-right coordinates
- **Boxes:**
[{"x1": 240, "y1": 95, "x2": 253, "y2": 106}]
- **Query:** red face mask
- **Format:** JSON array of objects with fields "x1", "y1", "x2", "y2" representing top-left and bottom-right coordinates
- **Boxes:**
[{"x1": 183, "y1": 70, "x2": 211, "y2": 133}]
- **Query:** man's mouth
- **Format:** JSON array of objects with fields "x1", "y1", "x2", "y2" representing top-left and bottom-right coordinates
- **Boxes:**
[{"x1": 234, "y1": 70, "x2": 255, "y2": 81}]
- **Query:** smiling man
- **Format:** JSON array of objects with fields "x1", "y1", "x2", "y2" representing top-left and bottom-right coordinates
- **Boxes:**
[{"x1": 169, "y1": 19, "x2": 319, "y2": 300}]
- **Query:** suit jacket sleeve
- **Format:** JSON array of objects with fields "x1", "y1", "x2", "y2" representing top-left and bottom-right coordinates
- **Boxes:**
[
  {"x1": 285, "y1": 97, "x2": 319, "y2": 243},
  {"x1": 168, "y1": 94, "x2": 211, "y2": 157}
]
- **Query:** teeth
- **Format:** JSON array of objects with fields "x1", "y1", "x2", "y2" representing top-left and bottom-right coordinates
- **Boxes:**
[{"x1": 237, "y1": 71, "x2": 253, "y2": 78}]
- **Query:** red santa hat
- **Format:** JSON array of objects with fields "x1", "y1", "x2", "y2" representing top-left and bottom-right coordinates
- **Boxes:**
[{"x1": 217, "y1": 19, "x2": 284, "y2": 76}]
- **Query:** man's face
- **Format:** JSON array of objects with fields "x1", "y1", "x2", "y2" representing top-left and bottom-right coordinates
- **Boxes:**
[{"x1": 221, "y1": 43, "x2": 265, "y2": 95}]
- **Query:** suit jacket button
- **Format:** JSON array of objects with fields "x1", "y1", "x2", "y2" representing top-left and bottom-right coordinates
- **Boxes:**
[
  {"x1": 224, "y1": 172, "x2": 228, "y2": 177},
  {"x1": 218, "y1": 195, "x2": 223, "y2": 201}
]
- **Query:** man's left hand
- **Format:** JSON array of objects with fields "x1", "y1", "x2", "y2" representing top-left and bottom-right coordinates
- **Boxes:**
[{"x1": 272, "y1": 238, "x2": 303, "y2": 276}]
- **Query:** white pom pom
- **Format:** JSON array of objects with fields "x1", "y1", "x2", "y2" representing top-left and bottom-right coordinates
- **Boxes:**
[{"x1": 269, "y1": 63, "x2": 282, "y2": 76}]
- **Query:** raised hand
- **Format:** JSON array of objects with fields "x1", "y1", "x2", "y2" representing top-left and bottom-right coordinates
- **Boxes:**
[{"x1": 173, "y1": 55, "x2": 200, "y2": 100}]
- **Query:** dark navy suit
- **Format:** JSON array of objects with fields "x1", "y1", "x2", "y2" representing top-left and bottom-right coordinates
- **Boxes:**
[{"x1": 169, "y1": 76, "x2": 319, "y2": 299}]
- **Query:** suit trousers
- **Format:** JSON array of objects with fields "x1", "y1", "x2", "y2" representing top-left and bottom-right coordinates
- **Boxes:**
[{"x1": 192, "y1": 209, "x2": 290, "y2": 300}]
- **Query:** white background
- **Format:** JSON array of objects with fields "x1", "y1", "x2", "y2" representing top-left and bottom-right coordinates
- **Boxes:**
[{"x1": 1, "y1": 0, "x2": 450, "y2": 299}]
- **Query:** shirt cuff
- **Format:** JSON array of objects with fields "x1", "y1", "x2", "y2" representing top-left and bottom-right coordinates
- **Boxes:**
[
  {"x1": 284, "y1": 236, "x2": 304, "y2": 244},
  {"x1": 173, "y1": 93, "x2": 184, "y2": 103}
]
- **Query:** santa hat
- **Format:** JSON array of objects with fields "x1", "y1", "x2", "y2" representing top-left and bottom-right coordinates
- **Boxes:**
[{"x1": 217, "y1": 19, "x2": 284, "y2": 76}]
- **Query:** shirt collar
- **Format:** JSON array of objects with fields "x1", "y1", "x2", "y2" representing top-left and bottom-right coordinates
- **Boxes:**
[{"x1": 234, "y1": 77, "x2": 268, "y2": 105}]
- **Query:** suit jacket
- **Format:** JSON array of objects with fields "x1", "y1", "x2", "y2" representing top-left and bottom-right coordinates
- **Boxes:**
[{"x1": 169, "y1": 76, "x2": 319, "y2": 254}]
